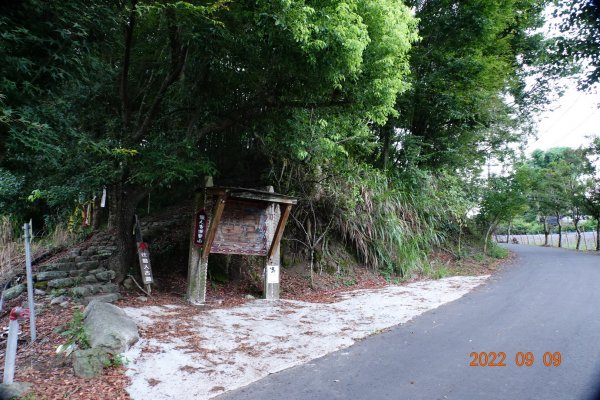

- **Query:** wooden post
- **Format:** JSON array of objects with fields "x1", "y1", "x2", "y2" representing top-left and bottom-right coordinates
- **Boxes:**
[
  {"x1": 187, "y1": 177, "x2": 213, "y2": 305},
  {"x1": 264, "y1": 187, "x2": 283, "y2": 301}
]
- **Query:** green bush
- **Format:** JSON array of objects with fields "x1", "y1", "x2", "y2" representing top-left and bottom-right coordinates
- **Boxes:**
[{"x1": 487, "y1": 243, "x2": 509, "y2": 259}]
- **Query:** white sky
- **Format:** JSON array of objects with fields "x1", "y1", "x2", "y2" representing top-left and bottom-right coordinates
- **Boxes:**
[{"x1": 527, "y1": 85, "x2": 600, "y2": 153}]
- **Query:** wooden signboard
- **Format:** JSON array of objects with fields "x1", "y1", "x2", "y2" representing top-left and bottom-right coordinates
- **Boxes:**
[
  {"x1": 137, "y1": 242, "x2": 153, "y2": 285},
  {"x1": 187, "y1": 185, "x2": 296, "y2": 304},
  {"x1": 205, "y1": 198, "x2": 269, "y2": 255}
]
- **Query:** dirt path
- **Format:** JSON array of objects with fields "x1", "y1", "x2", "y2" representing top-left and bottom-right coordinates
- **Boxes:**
[{"x1": 122, "y1": 275, "x2": 488, "y2": 400}]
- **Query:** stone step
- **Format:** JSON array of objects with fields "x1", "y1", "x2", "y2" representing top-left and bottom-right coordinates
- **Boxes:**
[
  {"x1": 77, "y1": 260, "x2": 100, "y2": 271},
  {"x1": 36, "y1": 270, "x2": 68, "y2": 281},
  {"x1": 2, "y1": 284, "x2": 25, "y2": 301},
  {"x1": 78, "y1": 292, "x2": 121, "y2": 305},
  {"x1": 70, "y1": 283, "x2": 119, "y2": 298},
  {"x1": 72, "y1": 269, "x2": 90, "y2": 277},
  {"x1": 47, "y1": 277, "x2": 76, "y2": 289},
  {"x1": 43, "y1": 262, "x2": 77, "y2": 272}
]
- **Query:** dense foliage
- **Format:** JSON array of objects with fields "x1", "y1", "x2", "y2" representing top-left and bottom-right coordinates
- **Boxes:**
[
  {"x1": 554, "y1": 0, "x2": 600, "y2": 90},
  {"x1": 489, "y1": 143, "x2": 600, "y2": 251},
  {"x1": 0, "y1": 0, "x2": 591, "y2": 280}
]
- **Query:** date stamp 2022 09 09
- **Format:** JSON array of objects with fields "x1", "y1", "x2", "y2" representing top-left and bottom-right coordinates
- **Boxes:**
[{"x1": 469, "y1": 351, "x2": 562, "y2": 367}]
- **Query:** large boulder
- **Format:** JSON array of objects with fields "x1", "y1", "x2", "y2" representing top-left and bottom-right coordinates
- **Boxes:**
[
  {"x1": 72, "y1": 348, "x2": 110, "y2": 378},
  {"x1": 83, "y1": 301, "x2": 139, "y2": 353}
]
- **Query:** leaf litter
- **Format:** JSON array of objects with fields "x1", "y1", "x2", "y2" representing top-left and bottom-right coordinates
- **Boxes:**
[{"x1": 122, "y1": 275, "x2": 488, "y2": 400}]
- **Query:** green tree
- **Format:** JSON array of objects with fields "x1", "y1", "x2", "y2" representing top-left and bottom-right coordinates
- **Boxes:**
[
  {"x1": 380, "y1": 0, "x2": 553, "y2": 173},
  {"x1": 2, "y1": 0, "x2": 419, "y2": 280},
  {"x1": 554, "y1": 0, "x2": 600, "y2": 90},
  {"x1": 527, "y1": 147, "x2": 590, "y2": 247},
  {"x1": 582, "y1": 137, "x2": 600, "y2": 250},
  {"x1": 0, "y1": 1, "x2": 116, "y2": 220},
  {"x1": 479, "y1": 166, "x2": 532, "y2": 254}
]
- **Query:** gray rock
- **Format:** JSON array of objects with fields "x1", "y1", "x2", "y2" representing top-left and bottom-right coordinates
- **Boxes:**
[
  {"x1": 50, "y1": 295, "x2": 67, "y2": 305},
  {"x1": 54, "y1": 262, "x2": 77, "y2": 272},
  {"x1": 35, "y1": 288, "x2": 46, "y2": 296},
  {"x1": 72, "y1": 348, "x2": 110, "y2": 378},
  {"x1": 69, "y1": 249, "x2": 81, "y2": 256},
  {"x1": 69, "y1": 269, "x2": 86, "y2": 278},
  {"x1": 59, "y1": 301, "x2": 69, "y2": 308},
  {"x1": 85, "y1": 275, "x2": 98, "y2": 284},
  {"x1": 88, "y1": 267, "x2": 107, "y2": 275},
  {"x1": 78, "y1": 261, "x2": 100, "y2": 271},
  {"x1": 95, "y1": 270, "x2": 116, "y2": 282},
  {"x1": 98, "y1": 283, "x2": 119, "y2": 293},
  {"x1": 81, "y1": 293, "x2": 121, "y2": 305},
  {"x1": 0, "y1": 382, "x2": 33, "y2": 399},
  {"x1": 84, "y1": 301, "x2": 139, "y2": 353},
  {"x1": 244, "y1": 294, "x2": 256, "y2": 300},
  {"x1": 137, "y1": 296, "x2": 148, "y2": 302},
  {"x1": 122, "y1": 278, "x2": 133, "y2": 290},
  {"x1": 47, "y1": 278, "x2": 75, "y2": 289},
  {"x1": 37, "y1": 270, "x2": 69, "y2": 281},
  {"x1": 87, "y1": 284, "x2": 104, "y2": 294},
  {"x1": 42, "y1": 264, "x2": 59, "y2": 271},
  {"x1": 3, "y1": 284, "x2": 25, "y2": 301},
  {"x1": 71, "y1": 286, "x2": 92, "y2": 298}
]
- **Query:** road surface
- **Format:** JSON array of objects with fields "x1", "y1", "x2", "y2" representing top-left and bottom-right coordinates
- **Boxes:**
[{"x1": 218, "y1": 244, "x2": 600, "y2": 400}]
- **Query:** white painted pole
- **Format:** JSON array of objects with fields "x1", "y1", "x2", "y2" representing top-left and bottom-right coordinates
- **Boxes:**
[
  {"x1": 3, "y1": 309, "x2": 21, "y2": 384},
  {"x1": 23, "y1": 224, "x2": 36, "y2": 342}
]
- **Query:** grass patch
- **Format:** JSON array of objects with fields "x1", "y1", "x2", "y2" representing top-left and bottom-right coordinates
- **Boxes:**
[{"x1": 487, "y1": 243, "x2": 509, "y2": 259}]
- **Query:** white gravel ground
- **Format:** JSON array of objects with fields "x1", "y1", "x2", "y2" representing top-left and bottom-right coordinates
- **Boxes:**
[{"x1": 122, "y1": 275, "x2": 488, "y2": 400}]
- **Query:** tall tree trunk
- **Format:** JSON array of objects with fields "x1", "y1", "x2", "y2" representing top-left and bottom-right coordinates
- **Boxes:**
[
  {"x1": 575, "y1": 219, "x2": 581, "y2": 250},
  {"x1": 543, "y1": 217, "x2": 549, "y2": 246},
  {"x1": 506, "y1": 220, "x2": 511, "y2": 244},
  {"x1": 484, "y1": 221, "x2": 496, "y2": 255},
  {"x1": 556, "y1": 212, "x2": 562, "y2": 248},
  {"x1": 108, "y1": 183, "x2": 147, "y2": 282},
  {"x1": 380, "y1": 124, "x2": 392, "y2": 170}
]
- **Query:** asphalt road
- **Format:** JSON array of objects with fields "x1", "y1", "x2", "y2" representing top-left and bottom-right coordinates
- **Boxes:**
[{"x1": 218, "y1": 245, "x2": 600, "y2": 400}]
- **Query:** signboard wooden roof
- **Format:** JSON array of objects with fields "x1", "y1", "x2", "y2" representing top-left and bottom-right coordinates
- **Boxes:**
[{"x1": 205, "y1": 187, "x2": 297, "y2": 205}]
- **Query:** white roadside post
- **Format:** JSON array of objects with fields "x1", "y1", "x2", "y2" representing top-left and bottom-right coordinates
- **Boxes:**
[
  {"x1": 23, "y1": 223, "x2": 36, "y2": 342},
  {"x1": 3, "y1": 307, "x2": 29, "y2": 384}
]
